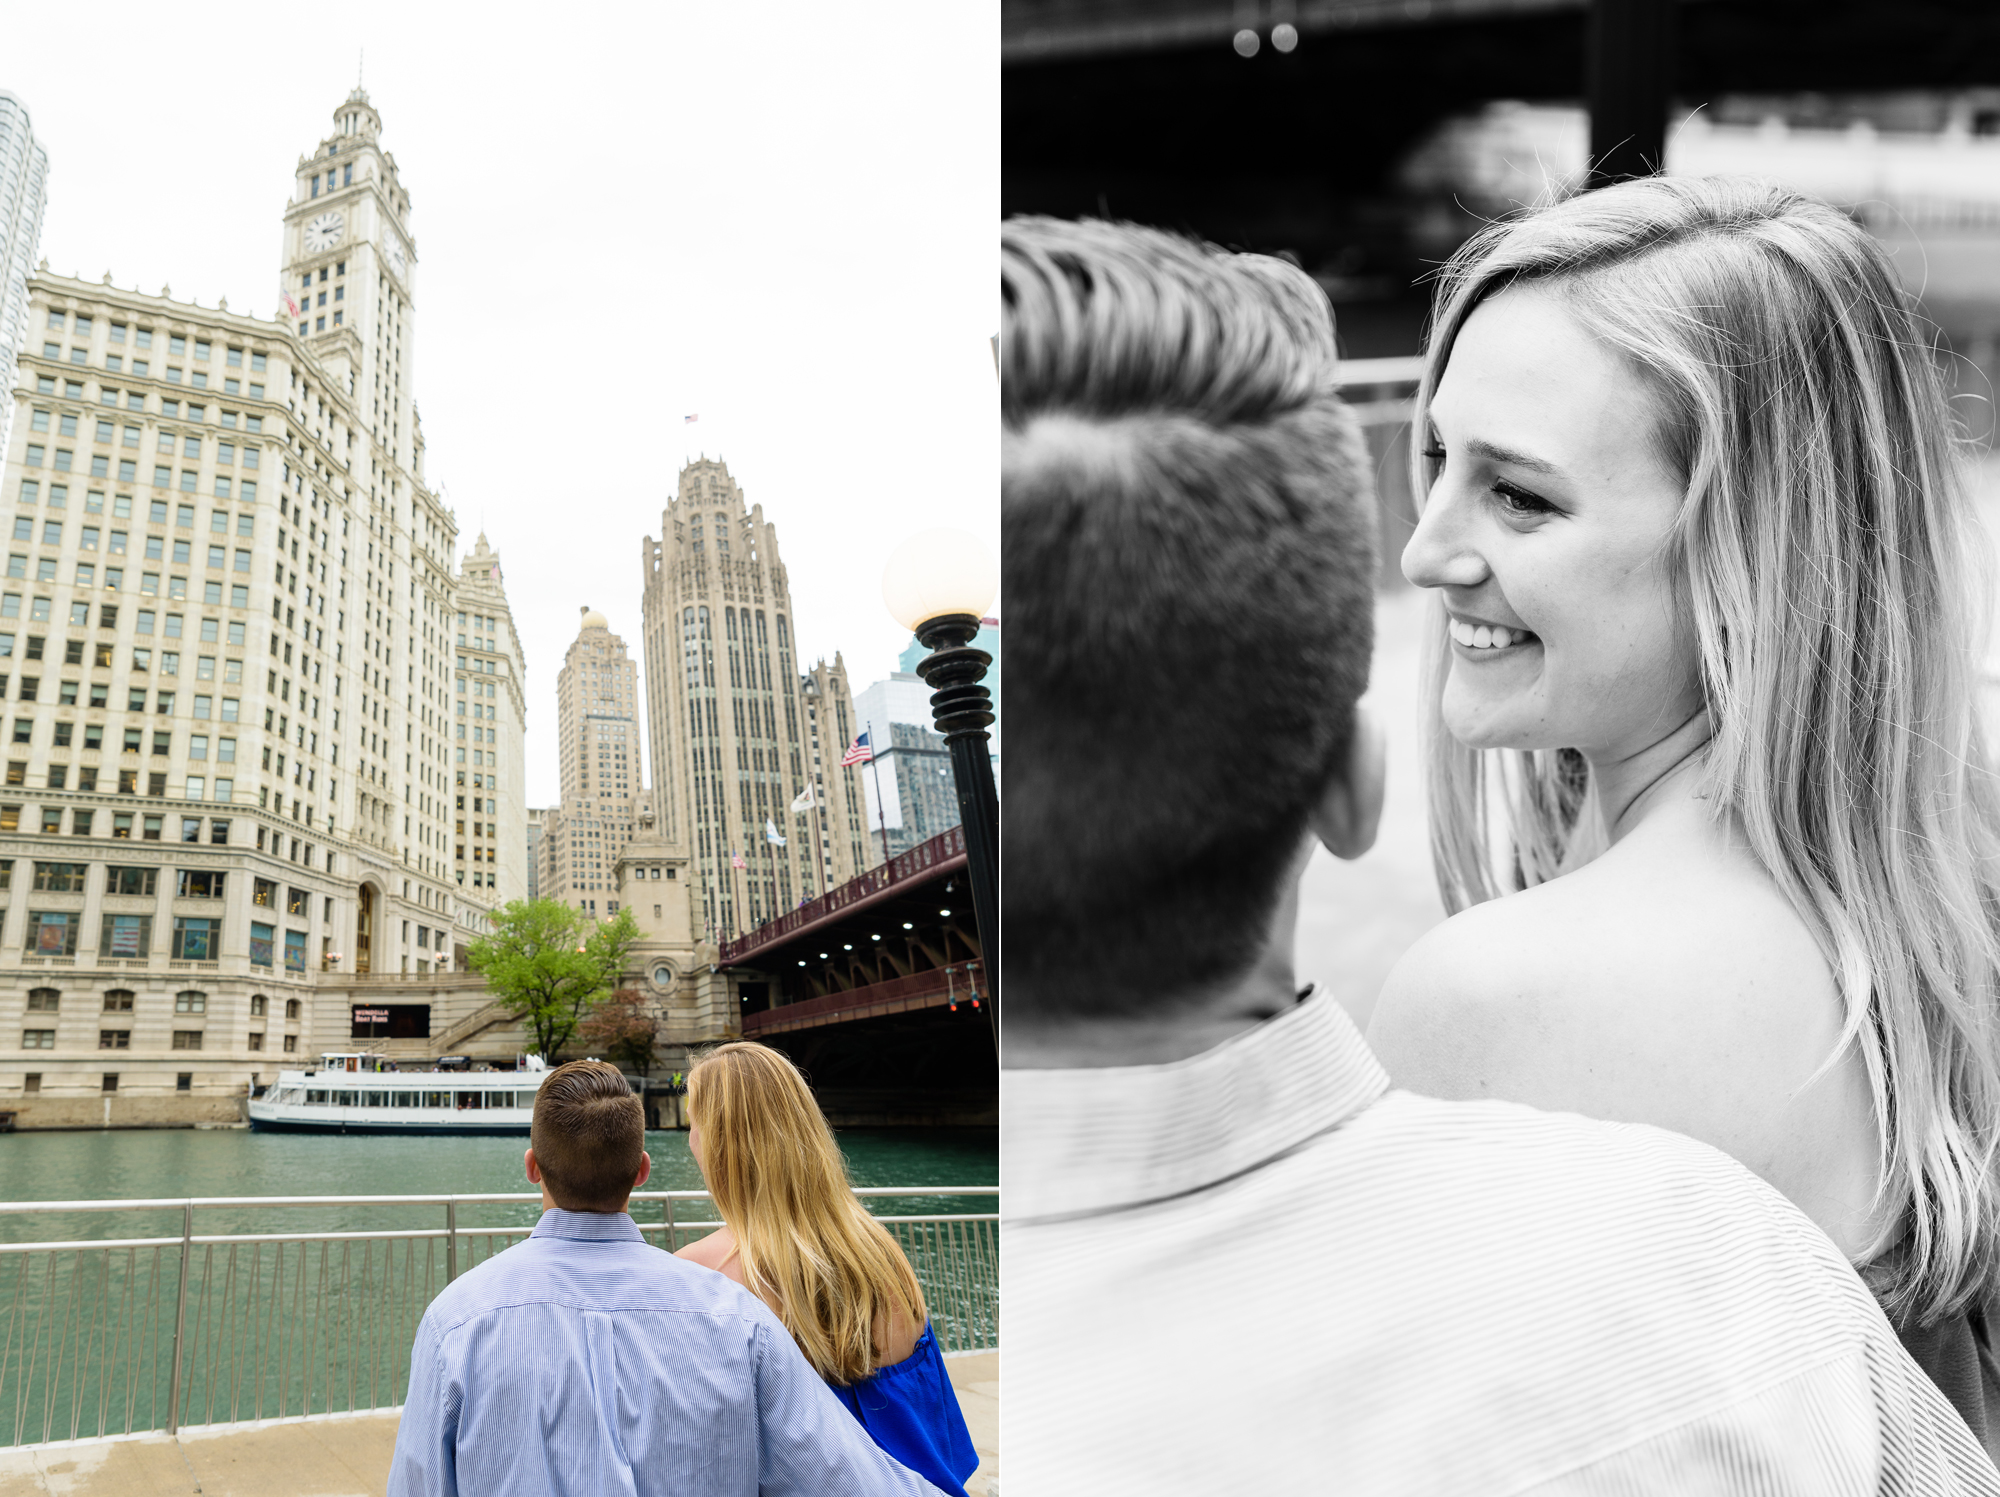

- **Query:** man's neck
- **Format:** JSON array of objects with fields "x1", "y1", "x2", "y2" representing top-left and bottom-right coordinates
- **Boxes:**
[{"x1": 1006, "y1": 886, "x2": 1304, "y2": 1070}]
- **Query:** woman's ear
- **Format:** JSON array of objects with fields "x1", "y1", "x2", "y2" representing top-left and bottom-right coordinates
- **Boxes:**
[{"x1": 1306, "y1": 705, "x2": 1386, "y2": 861}]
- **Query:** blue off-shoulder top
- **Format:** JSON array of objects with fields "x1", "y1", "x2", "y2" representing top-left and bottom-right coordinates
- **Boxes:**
[{"x1": 829, "y1": 1322, "x2": 981, "y2": 1497}]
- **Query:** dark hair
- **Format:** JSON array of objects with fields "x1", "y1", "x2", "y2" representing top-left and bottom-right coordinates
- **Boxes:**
[
  {"x1": 1001, "y1": 216, "x2": 1378, "y2": 1010},
  {"x1": 530, "y1": 1060, "x2": 645, "y2": 1211}
]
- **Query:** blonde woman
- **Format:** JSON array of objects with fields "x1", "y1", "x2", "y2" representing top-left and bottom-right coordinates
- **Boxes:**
[
  {"x1": 1368, "y1": 174, "x2": 2000, "y2": 1451},
  {"x1": 676, "y1": 1042, "x2": 980, "y2": 1497}
]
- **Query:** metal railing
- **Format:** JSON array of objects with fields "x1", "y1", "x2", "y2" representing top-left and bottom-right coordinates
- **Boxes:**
[
  {"x1": 720, "y1": 825, "x2": 968, "y2": 964},
  {"x1": 0, "y1": 1186, "x2": 996, "y2": 1448}
]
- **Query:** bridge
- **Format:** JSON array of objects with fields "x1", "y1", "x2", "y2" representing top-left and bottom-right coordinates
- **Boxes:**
[{"x1": 718, "y1": 826, "x2": 995, "y2": 1125}]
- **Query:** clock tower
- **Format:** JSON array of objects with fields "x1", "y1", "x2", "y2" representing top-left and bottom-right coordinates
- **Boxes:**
[{"x1": 279, "y1": 88, "x2": 418, "y2": 475}]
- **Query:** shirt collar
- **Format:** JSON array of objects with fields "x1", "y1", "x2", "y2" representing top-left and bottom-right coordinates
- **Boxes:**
[
  {"x1": 530, "y1": 1207, "x2": 645, "y2": 1242},
  {"x1": 1001, "y1": 987, "x2": 1389, "y2": 1223}
]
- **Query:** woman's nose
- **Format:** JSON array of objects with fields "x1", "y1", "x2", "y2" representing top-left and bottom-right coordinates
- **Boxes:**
[{"x1": 1401, "y1": 483, "x2": 1488, "y2": 592}]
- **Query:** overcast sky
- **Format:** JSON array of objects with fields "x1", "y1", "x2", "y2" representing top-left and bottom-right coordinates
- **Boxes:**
[{"x1": 8, "y1": 1, "x2": 997, "y2": 808}]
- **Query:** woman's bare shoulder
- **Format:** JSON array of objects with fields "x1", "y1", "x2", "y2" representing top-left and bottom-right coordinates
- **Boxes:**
[
  {"x1": 674, "y1": 1225, "x2": 741, "y2": 1279},
  {"x1": 1367, "y1": 852, "x2": 1845, "y2": 1115}
]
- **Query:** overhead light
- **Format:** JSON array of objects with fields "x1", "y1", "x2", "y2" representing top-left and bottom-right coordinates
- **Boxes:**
[
  {"x1": 819, "y1": 952, "x2": 828, "y2": 958},
  {"x1": 842, "y1": 943, "x2": 853, "y2": 951},
  {"x1": 901, "y1": 922, "x2": 913, "y2": 930},
  {"x1": 939, "y1": 908, "x2": 951, "y2": 917},
  {"x1": 797, "y1": 960, "x2": 806, "y2": 967},
  {"x1": 870, "y1": 934, "x2": 881, "y2": 941}
]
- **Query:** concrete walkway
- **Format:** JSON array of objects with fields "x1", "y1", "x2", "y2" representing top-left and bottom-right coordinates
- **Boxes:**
[{"x1": 0, "y1": 1352, "x2": 998, "y2": 1496}]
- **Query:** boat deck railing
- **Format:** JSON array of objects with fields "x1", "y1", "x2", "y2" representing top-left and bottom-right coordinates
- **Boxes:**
[{"x1": 0, "y1": 1186, "x2": 997, "y2": 1447}]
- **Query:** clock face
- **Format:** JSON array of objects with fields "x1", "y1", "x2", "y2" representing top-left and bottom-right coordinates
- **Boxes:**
[
  {"x1": 304, "y1": 211, "x2": 344, "y2": 253},
  {"x1": 384, "y1": 232, "x2": 407, "y2": 278}
]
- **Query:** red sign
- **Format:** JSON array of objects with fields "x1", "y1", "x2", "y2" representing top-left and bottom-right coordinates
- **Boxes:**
[{"x1": 352, "y1": 1008, "x2": 389, "y2": 1022}]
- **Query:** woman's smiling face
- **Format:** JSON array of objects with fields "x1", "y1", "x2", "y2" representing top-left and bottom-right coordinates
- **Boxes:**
[{"x1": 1401, "y1": 283, "x2": 1704, "y2": 759}]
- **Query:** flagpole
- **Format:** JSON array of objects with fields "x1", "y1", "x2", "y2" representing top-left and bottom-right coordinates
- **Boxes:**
[
  {"x1": 808, "y1": 781, "x2": 825, "y2": 900},
  {"x1": 866, "y1": 719, "x2": 892, "y2": 868}
]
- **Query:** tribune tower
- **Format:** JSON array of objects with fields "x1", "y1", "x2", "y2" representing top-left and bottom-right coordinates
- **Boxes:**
[{"x1": 640, "y1": 459, "x2": 875, "y2": 942}]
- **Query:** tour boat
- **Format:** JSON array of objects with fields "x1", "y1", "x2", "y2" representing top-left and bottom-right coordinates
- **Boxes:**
[{"x1": 247, "y1": 1052, "x2": 550, "y2": 1135}]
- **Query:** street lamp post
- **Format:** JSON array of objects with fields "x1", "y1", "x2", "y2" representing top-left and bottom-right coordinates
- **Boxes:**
[{"x1": 883, "y1": 530, "x2": 999, "y2": 1040}]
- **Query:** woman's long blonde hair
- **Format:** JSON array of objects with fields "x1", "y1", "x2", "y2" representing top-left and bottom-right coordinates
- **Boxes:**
[
  {"x1": 686, "y1": 1042, "x2": 926, "y2": 1383},
  {"x1": 1413, "y1": 174, "x2": 2000, "y2": 1325}
]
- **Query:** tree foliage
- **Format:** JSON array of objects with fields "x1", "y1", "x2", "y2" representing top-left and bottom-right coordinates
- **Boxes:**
[
  {"x1": 578, "y1": 987, "x2": 661, "y2": 1078},
  {"x1": 466, "y1": 901, "x2": 642, "y2": 1062}
]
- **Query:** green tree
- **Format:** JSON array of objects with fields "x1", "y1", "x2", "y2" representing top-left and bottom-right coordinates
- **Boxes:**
[
  {"x1": 578, "y1": 987, "x2": 661, "y2": 1078},
  {"x1": 466, "y1": 900, "x2": 642, "y2": 1062}
]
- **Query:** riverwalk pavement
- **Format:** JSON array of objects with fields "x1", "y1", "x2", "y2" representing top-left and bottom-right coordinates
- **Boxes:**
[{"x1": 0, "y1": 1350, "x2": 999, "y2": 1496}]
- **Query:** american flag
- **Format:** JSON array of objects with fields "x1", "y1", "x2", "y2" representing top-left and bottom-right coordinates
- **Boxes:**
[
  {"x1": 684, "y1": 414, "x2": 699, "y2": 424},
  {"x1": 730, "y1": 849, "x2": 746, "y2": 870},
  {"x1": 841, "y1": 731, "x2": 873, "y2": 767}
]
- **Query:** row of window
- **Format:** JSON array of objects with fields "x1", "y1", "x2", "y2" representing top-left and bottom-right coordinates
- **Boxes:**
[
  {"x1": 25, "y1": 909, "x2": 312, "y2": 967},
  {"x1": 34, "y1": 386, "x2": 265, "y2": 431},
  {"x1": 10, "y1": 538, "x2": 254, "y2": 576},
  {"x1": 1, "y1": 614, "x2": 248, "y2": 650},
  {"x1": 0, "y1": 563, "x2": 257, "y2": 609},
  {"x1": 21, "y1": 986, "x2": 297, "y2": 1017},
  {"x1": 0, "y1": 806, "x2": 229, "y2": 841},
  {"x1": 23, "y1": 442, "x2": 261, "y2": 474},
  {"x1": 44, "y1": 311, "x2": 269, "y2": 371},
  {"x1": 9, "y1": 684, "x2": 243, "y2": 714},
  {"x1": 37, "y1": 348, "x2": 265, "y2": 398},
  {"x1": 31, "y1": 406, "x2": 264, "y2": 437},
  {"x1": 24, "y1": 1032, "x2": 296, "y2": 1053},
  {"x1": 16, "y1": 1072, "x2": 260, "y2": 1092},
  {"x1": 289, "y1": 1088, "x2": 533, "y2": 1110},
  {"x1": 21, "y1": 471, "x2": 258, "y2": 502}
]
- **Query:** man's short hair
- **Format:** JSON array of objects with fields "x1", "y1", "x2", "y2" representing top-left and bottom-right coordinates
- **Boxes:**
[
  {"x1": 1002, "y1": 217, "x2": 1377, "y2": 1011},
  {"x1": 530, "y1": 1060, "x2": 645, "y2": 1211}
]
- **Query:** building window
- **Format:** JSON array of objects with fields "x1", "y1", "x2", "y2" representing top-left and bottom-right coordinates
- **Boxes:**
[
  {"x1": 22, "y1": 1030, "x2": 54, "y2": 1049},
  {"x1": 172, "y1": 1032, "x2": 202, "y2": 1051},
  {"x1": 24, "y1": 988, "x2": 58, "y2": 1013},
  {"x1": 285, "y1": 998, "x2": 300, "y2": 1021},
  {"x1": 98, "y1": 1030, "x2": 129, "y2": 1050},
  {"x1": 174, "y1": 991, "x2": 206, "y2": 1014},
  {"x1": 26, "y1": 911, "x2": 77, "y2": 956},
  {"x1": 170, "y1": 918, "x2": 217, "y2": 961},
  {"x1": 250, "y1": 921, "x2": 273, "y2": 968},
  {"x1": 103, "y1": 990, "x2": 135, "y2": 1013},
  {"x1": 102, "y1": 1074, "x2": 118, "y2": 1092}
]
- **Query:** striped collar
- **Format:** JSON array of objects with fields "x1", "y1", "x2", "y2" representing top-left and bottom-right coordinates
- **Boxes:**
[{"x1": 1001, "y1": 988, "x2": 1390, "y2": 1223}]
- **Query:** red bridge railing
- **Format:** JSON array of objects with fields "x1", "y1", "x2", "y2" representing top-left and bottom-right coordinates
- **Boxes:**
[{"x1": 720, "y1": 825, "x2": 967, "y2": 964}]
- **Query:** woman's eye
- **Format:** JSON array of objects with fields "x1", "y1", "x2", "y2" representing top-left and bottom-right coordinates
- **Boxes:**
[{"x1": 1493, "y1": 480, "x2": 1556, "y2": 517}]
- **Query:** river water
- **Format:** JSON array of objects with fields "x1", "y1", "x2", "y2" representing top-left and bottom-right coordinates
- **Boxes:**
[{"x1": 0, "y1": 1126, "x2": 997, "y2": 1244}]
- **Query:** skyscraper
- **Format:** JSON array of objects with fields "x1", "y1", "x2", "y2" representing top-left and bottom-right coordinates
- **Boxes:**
[
  {"x1": 0, "y1": 91, "x2": 523, "y2": 1122},
  {"x1": 852, "y1": 672, "x2": 960, "y2": 860},
  {"x1": 0, "y1": 93, "x2": 50, "y2": 463},
  {"x1": 539, "y1": 609, "x2": 645, "y2": 917},
  {"x1": 451, "y1": 536, "x2": 525, "y2": 903},
  {"x1": 639, "y1": 458, "x2": 875, "y2": 942}
]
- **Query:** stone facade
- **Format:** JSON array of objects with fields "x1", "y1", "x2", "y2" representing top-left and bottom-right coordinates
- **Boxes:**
[
  {"x1": 538, "y1": 610, "x2": 645, "y2": 918},
  {"x1": 0, "y1": 91, "x2": 527, "y2": 1127},
  {"x1": 638, "y1": 458, "x2": 877, "y2": 945},
  {"x1": 451, "y1": 535, "x2": 526, "y2": 903}
]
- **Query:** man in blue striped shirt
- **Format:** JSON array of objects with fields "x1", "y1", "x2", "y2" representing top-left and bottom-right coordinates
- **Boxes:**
[
  {"x1": 999, "y1": 215, "x2": 2000, "y2": 1494},
  {"x1": 387, "y1": 1060, "x2": 942, "y2": 1497}
]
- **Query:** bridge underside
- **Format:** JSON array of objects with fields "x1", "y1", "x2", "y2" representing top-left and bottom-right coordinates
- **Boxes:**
[{"x1": 752, "y1": 1004, "x2": 997, "y2": 1128}]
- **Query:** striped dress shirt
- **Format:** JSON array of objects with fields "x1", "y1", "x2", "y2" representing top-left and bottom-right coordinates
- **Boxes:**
[
  {"x1": 1002, "y1": 990, "x2": 2000, "y2": 1495},
  {"x1": 387, "y1": 1208, "x2": 944, "y2": 1497}
]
